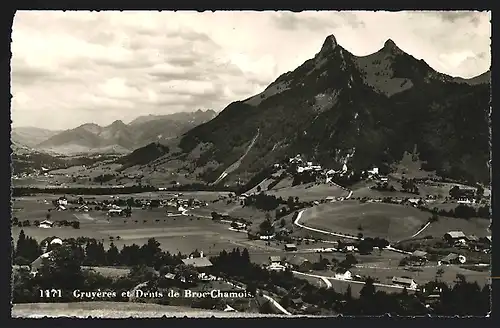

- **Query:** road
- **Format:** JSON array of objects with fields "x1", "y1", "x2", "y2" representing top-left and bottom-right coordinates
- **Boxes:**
[
  {"x1": 293, "y1": 271, "x2": 332, "y2": 289},
  {"x1": 226, "y1": 279, "x2": 292, "y2": 315},
  {"x1": 262, "y1": 294, "x2": 292, "y2": 315}
]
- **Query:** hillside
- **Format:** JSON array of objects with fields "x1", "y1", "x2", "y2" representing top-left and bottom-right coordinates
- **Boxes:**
[
  {"x1": 34, "y1": 110, "x2": 216, "y2": 155},
  {"x1": 108, "y1": 35, "x2": 492, "y2": 186}
]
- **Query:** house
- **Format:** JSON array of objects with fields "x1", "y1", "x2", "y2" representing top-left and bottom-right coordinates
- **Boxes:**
[
  {"x1": 57, "y1": 196, "x2": 68, "y2": 206},
  {"x1": 443, "y1": 231, "x2": 467, "y2": 244},
  {"x1": 164, "y1": 273, "x2": 176, "y2": 280},
  {"x1": 467, "y1": 235, "x2": 480, "y2": 243},
  {"x1": 108, "y1": 209, "x2": 123, "y2": 217},
  {"x1": 367, "y1": 167, "x2": 379, "y2": 176},
  {"x1": 334, "y1": 269, "x2": 352, "y2": 280},
  {"x1": 392, "y1": 277, "x2": 418, "y2": 290},
  {"x1": 380, "y1": 177, "x2": 388, "y2": 182},
  {"x1": 325, "y1": 196, "x2": 336, "y2": 202},
  {"x1": 408, "y1": 198, "x2": 421, "y2": 207},
  {"x1": 287, "y1": 256, "x2": 313, "y2": 272},
  {"x1": 267, "y1": 263, "x2": 286, "y2": 272},
  {"x1": 290, "y1": 297, "x2": 304, "y2": 308},
  {"x1": 285, "y1": 244, "x2": 297, "y2": 252},
  {"x1": 39, "y1": 220, "x2": 53, "y2": 229},
  {"x1": 410, "y1": 250, "x2": 428, "y2": 262},
  {"x1": 439, "y1": 253, "x2": 466, "y2": 265},
  {"x1": 78, "y1": 205, "x2": 89, "y2": 212},
  {"x1": 269, "y1": 256, "x2": 282, "y2": 265},
  {"x1": 343, "y1": 245, "x2": 355, "y2": 253},
  {"x1": 182, "y1": 257, "x2": 213, "y2": 269}
]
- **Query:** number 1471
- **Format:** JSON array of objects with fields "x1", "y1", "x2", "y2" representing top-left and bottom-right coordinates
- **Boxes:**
[{"x1": 39, "y1": 289, "x2": 62, "y2": 298}]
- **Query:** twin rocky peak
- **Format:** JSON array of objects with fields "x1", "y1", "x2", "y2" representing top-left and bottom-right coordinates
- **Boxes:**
[{"x1": 320, "y1": 34, "x2": 404, "y2": 56}]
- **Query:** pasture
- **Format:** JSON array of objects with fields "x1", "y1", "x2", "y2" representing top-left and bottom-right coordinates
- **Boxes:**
[
  {"x1": 299, "y1": 201, "x2": 430, "y2": 241},
  {"x1": 11, "y1": 195, "x2": 264, "y2": 255},
  {"x1": 350, "y1": 263, "x2": 490, "y2": 287},
  {"x1": 418, "y1": 216, "x2": 490, "y2": 238},
  {"x1": 267, "y1": 183, "x2": 348, "y2": 202}
]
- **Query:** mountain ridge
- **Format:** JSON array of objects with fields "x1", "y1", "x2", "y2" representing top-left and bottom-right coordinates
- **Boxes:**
[
  {"x1": 33, "y1": 110, "x2": 217, "y2": 155},
  {"x1": 139, "y1": 34, "x2": 489, "y2": 185}
]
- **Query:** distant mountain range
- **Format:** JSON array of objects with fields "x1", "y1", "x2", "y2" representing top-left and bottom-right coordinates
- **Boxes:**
[
  {"x1": 131, "y1": 35, "x2": 490, "y2": 185},
  {"x1": 11, "y1": 110, "x2": 217, "y2": 155},
  {"x1": 11, "y1": 127, "x2": 62, "y2": 148}
]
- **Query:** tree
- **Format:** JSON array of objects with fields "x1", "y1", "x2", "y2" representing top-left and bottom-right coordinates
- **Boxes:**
[
  {"x1": 259, "y1": 219, "x2": 274, "y2": 236},
  {"x1": 476, "y1": 185, "x2": 484, "y2": 200},
  {"x1": 36, "y1": 244, "x2": 85, "y2": 292},
  {"x1": 259, "y1": 300, "x2": 275, "y2": 314},
  {"x1": 16, "y1": 230, "x2": 26, "y2": 258},
  {"x1": 106, "y1": 243, "x2": 119, "y2": 265},
  {"x1": 280, "y1": 218, "x2": 286, "y2": 228},
  {"x1": 436, "y1": 268, "x2": 444, "y2": 281},
  {"x1": 449, "y1": 186, "x2": 460, "y2": 199},
  {"x1": 344, "y1": 284, "x2": 353, "y2": 300},
  {"x1": 360, "y1": 277, "x2": 376, "y2": 300},
  {"x1": 257, "y1": 185, "x2": 262, "y2": 193}
]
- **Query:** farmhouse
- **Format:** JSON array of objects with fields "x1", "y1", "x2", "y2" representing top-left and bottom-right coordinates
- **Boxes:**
[
  {"x1": 325, "y1": 196, "x2": 336, "y2": 202},
  {"x1": 467, "y1": 235, "x2": 480, "y2": 243},
  {"x1": 392, "y1": 277, "x2": 418, "y2": 290},
  {"x1": 367, "y1": 167, "x2": 379, "y2": 177},
  {"x1": 439, "y1": 253, "x2": 466, "y2": 265},
  {"x1": 285, "y1": 244, "x2": 298, "y2": 252},
  {"x1": 39, "y1": 220, "x2": 54, "y2": 229},
  {"x1": 410, "y1": 250, "x2": 428, "y2": 262},
  {"x1": 269, "y1": 256, "x2": 282, "y2": 265},
  {"x1": 287, "y1": 256, "x2": 312, "y2": 272},
  {"x1": 443, "y1": 231, "x2": 467, "y2": 245},
  {"x1": 108, "y1": 208, "x2": 124, "y2": 217},
  {"x1": 57, "y1": 196, "x2": 68, "y2": 206},
  {"x1": 164, "y1": 273, "x2": 176, "y2": 280},
  {"x1": 267, "y1": 263, "x2": 286, "y2": 272},
  {"x1": 334, "y1": 269, "x2": 352, "y2": 280}
]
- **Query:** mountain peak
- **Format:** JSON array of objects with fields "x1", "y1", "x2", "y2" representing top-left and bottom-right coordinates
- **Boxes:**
[
  {"x1": 109, "y1": 120, "x2": 126, "y2": 126},
  {"x1": 320, "y1": 34, "x2": 338, "y2": 54},
  {"x1": 382, "y1": 39, "x2": 403, "y2": 55}
]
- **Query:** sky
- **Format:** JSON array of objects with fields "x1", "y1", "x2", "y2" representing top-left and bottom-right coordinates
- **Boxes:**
[{"x1": 11, "y1": 10, "x2": 491, "y2": 130}]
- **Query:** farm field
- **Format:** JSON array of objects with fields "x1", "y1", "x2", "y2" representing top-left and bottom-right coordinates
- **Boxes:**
[
  {"x1": 267, "y1": 183, "x2": 348, "y2": 202},
  {"x1": 418, "y1": 216, "x2": 490, "y2": 238},
  {"x1": 11, "y1": 196, "x2": 266, "y2": 255},
  {"x1": 349, "y1": 263, "x2": 490, "y2": 287},
  {"x1": 299, "y1": 201, "x2": 430, "y2": 241}
]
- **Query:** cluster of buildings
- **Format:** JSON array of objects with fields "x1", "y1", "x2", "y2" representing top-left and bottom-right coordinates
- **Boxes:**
[{"x1": 443, "y1": 231, "x2": 491, "y2": 252}]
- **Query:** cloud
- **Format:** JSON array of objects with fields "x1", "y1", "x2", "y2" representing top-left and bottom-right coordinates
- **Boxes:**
[
  {"x1": 432, "y1": 11, "x2": 486, "y2": 26},
  {"x1": 11, "y1": 11, "x2": 491, "y2": 130}
]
